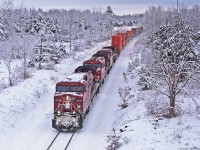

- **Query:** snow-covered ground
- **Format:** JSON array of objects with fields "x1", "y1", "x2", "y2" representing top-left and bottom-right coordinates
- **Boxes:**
[{"x1": 0, "y1": 34, "x2": 200, "y2": 150}]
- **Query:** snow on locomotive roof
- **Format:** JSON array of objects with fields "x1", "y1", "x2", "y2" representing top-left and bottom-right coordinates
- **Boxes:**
[
  {"x1": 89, "y1": 56, "x2": 105, "y2": 63},
  {"x1": 63, "y1": 72, "x2": 87, "y2": 83}
]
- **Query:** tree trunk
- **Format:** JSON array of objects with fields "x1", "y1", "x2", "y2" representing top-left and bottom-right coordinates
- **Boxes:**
[
  {"x1": 168, "y1": 64, "x2": 177, "y2": 118},
  {"x1": 7, "y1": 64, "x2": 13, "y2": 86},
  {"x1": 169, "y1": 91, "x2": 176, "y2": 118},
  {"x1": 23, "y1": 45, "x2": 28, "y2": 79}
]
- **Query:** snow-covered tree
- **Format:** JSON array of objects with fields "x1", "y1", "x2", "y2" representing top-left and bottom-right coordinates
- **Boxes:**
[
  {"x1": 140, "y1": 12, "x2": 200, "y2": 118},
  {"x1": 180, "y1": 5, "x2": 200, "y2": 32},
  {"x1": 0, "y1": 0, "x2": 16, "y2": 40},
  {"x1": 19, "y1": 34, "x2": 38, "y2": 78},
  {"x1": 143, "y1": 6, "x2": 200, "y2": 36},
  {"x1": 106, "y1": 6, "x2": 114, "y2": 16},
  {"x1": 118, "y1": 86, "x2": 133, "y2": 109},
  {"x1": 143, "y1": 6, "x2": 166, "y2": 35},
  {"x1": 0, "y1": 37, "x2": 18, "y2": 86},
  {"x1": 106, "y1": 128, "x2": 122, "y2": 150}
]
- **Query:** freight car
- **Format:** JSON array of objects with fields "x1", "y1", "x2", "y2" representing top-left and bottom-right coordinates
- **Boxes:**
[
  {"x1": 111, "y1": 34, "x2": 123, "y2": 51},
  {"x1": 52, "y1": 26, "x2": 143, "y2": 132},
  {"x1": 116, "y1": 32, "x2": 128, "y2": 45}
]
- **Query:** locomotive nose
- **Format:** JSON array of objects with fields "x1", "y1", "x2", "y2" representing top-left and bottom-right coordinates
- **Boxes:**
[{"x1": 65, "y1": 101, "x2": 70, "y2": 109}]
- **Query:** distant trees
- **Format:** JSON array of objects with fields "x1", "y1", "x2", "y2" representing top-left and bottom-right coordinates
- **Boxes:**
[
  {"x1": 48, "y1": 8, "x2": 115, "y2": 44},
  {"x1": 143, "y1": 5, "x2": 200, "y2": 36},
  {"x1": 140, "y1": 12, "x2": 200, "y2": 118},
  {"x1": 180, "y1": 5, "x2": 200, "y2": 32},
  {"x1": 143, "y1": 6, "x2": 166, "y2": 35}
]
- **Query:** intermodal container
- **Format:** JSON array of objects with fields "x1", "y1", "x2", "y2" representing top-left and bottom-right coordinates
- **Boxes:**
[
  {"x1": 111, "y1": 34, "x2": 123, "y2": 52},
  {"x1": 116, "y1": 32, "x2": 128, "y2": 45},
  {"x1": 126, "y1": 30, "x2": 134, "y2": 40}
]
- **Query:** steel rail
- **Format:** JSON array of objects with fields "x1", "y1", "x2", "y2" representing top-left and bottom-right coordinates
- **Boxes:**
[
  {"x1": 46, "y1": 131, "x2": 60, "y2": 150},
  {"x1": 64, "y1": 131, "x2": 75, "y2": 150}
]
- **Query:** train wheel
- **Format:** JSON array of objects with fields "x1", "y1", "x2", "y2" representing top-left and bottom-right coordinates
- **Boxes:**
[
  {"x1": 86, "y1": 106, "x2": 90, "y2": 114},
  {"x1": 78, "y1": 114, "x2": 83, "y2": 128},
  {"x1": 107, "y1": 70, "x2": 110, "y2": 74},
  {"x1": 97, "y1": 87, "x2": 100, "y2": 94},
  {"x1": 102, "y1": 79, "x2": 104, "y2": 85}
]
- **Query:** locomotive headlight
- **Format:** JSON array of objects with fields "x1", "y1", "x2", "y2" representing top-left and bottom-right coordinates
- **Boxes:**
[
  {"x1": 72, "y1": 110, "x2": 76, "y2": 114},
  {"x1": 57, "y1": 111, "x2": 61, "y2": 116},
  {"x1": 66, "y1": 95, "x2": 72, "y2": 101}
]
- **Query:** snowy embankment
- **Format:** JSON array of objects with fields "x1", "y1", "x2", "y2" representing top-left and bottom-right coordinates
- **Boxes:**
[{"x1": 111, "y1": 35, "x2": 200, "y2": 150}]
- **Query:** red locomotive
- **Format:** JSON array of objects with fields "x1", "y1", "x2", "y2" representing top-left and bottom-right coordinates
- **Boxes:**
[
  {"x1": 52, "y1": 26, "x2": 143, "y2": 132},
  {"x1": 52, "y1": 71, "x2": 94, "y2": 131},
  {"x1": 75, "y1": 65, "x2": 101, "y2": 94},
  {"x1": 83, "y1": 56, "x2": 106, "y2": 85},
  {"x1": 93, "y1": 50, "x2": 113, "y2": 74},
  {"x1": 102, "y1": 46, "x2": 119, "y2": 63}
]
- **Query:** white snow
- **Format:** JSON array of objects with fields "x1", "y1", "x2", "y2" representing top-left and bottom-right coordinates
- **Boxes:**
[
  {"x1": 0, "y1": 34, "x2": 200, "y2": 150},
  {"x1": 64, "y1": 72, "x2": 87, "y2": 82}
]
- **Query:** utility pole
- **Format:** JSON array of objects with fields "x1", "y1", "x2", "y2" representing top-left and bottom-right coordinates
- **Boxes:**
[
  {"x1": 69, "y1": 40, "x2": 71, "y2": 51},
  {"x1": 177, "y1": 0, "x2": 179, "y2": 11},
  {"x1": 23, "y1": 36, "x2": 27, "y2": 79},
  {"x1": 39, "y1": 38, "x2": 42, "y2": 69},
  {"x1": 20, "y1": 34, "x2": 27, "y2": 79}
]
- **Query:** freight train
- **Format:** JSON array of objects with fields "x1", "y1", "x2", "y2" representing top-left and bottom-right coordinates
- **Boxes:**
[{"x1": 52, "y1": 26, "x2": 143, "y2": 132}]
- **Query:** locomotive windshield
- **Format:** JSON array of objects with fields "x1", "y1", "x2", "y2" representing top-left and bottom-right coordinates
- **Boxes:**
[
  {"x1": 56, "y1": 86, "x2": 84, "y2": 92},
  {"x1": 71, "y1": 86, "x2": 84, "y2": 92},
  {"x1": 84, "y1": 64, "x2": 101, "y2": 68},
  {"x1": 56, "y1": 86, "x2": 70, "y2": 92}
]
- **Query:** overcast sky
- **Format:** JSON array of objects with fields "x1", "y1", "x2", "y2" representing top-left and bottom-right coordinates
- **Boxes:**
[{"x1": 8, "y1": 0, "x2": 200, "y2": 15}]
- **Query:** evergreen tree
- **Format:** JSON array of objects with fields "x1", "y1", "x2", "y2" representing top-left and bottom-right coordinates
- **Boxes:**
[
  {"x1": 106, "y1": 6, "x2": 114, "y2": 16},
  {"x1": 106, "y1": 128, "x2": 122, "y2": 150}
]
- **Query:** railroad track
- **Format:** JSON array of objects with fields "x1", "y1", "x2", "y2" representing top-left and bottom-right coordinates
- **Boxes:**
[
  {"x1": 64, "y1": 132, "x2": 75, "y2": 150},
  {"x1": 47, "y1": 131, "x2": 75, "y2": 150}
]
